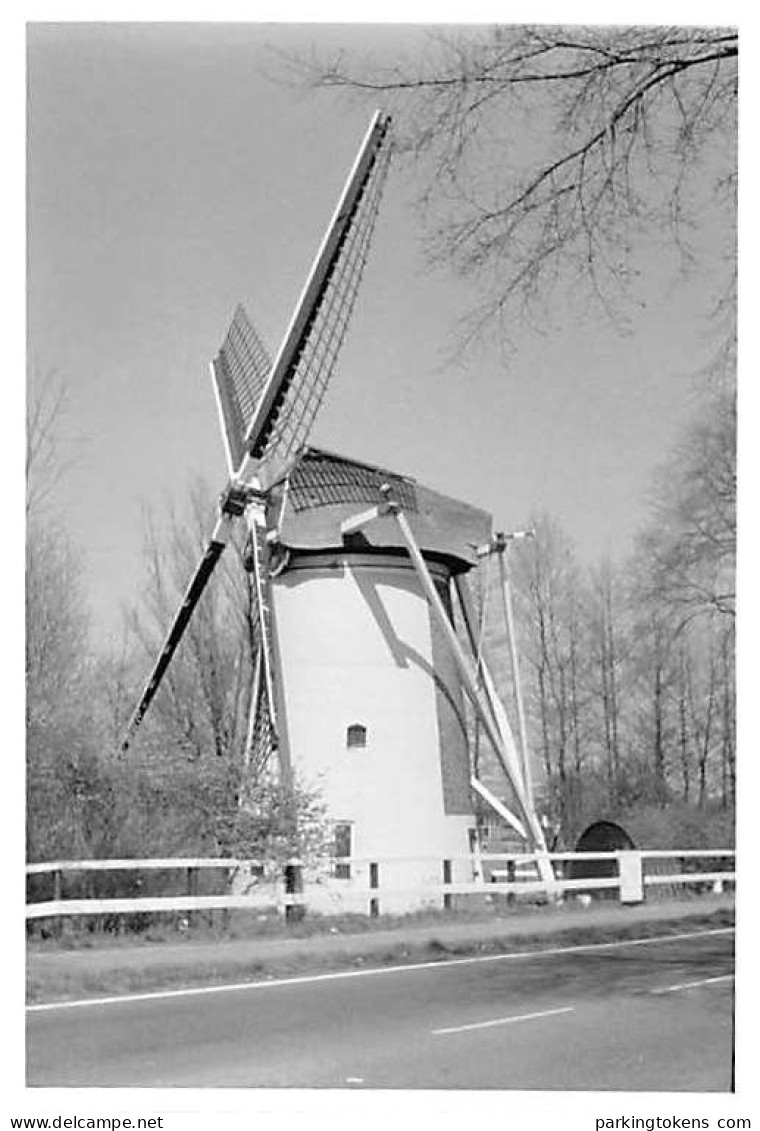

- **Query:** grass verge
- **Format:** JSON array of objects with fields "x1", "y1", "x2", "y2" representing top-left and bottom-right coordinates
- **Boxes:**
[{"x1": 27, "y1": 901, "x2": 734, "y2": 1006}]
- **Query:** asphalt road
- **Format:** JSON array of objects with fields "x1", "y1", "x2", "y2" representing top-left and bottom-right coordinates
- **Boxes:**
[{"x1": 26, "y1": 928, "x2": 734, "y2": 1090}]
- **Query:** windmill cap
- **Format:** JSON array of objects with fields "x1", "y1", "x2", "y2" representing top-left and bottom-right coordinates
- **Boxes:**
[{"x1": 271, "y1": 447, "x2": 492, "y2": 573}]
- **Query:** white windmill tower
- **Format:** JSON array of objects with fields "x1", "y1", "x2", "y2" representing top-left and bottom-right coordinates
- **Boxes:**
[{"x1": 121, "y1": 112, "x2": 554, "y2": 912}]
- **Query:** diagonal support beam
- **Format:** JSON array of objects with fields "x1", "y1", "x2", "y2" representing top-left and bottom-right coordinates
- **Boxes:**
[
  {"x1": 385, "y1": 499, "x2": 555, "y2": 893},
  {"x1": 454, "y1": 574, "x2": 528, "y2": 797},
  {"x1": 343, "y1": 491, "x2": 528, "y2": 805},
  {"x1": 470, "y1": 775, "x2": 526, "y2": 840},
  {"x1": 386, "y1": 500, "x2": 549, "y2": 838},
  {"x1": 390, "y1": 506, "x2": 531, "y2": 814}
]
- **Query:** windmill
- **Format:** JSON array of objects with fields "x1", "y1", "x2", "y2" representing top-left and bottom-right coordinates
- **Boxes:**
[{"x1": 121, "y1": 110, "x2": 554, "y2": 910}]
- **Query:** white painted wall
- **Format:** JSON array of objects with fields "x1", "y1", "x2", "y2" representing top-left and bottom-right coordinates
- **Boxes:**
[{"x1": 272, "y1": 553, "x2": 476, "y2": 912}]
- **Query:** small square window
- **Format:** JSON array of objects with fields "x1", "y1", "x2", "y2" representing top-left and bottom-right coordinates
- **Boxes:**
[{"x1": 346, "y1": 723, "x2": 367, "y2": 750}]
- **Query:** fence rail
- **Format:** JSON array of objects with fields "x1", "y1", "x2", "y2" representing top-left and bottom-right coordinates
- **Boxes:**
[
  {"x1": 25, "y1": 849, "x2": 735, "y2": 922},
  {"x1": 25, "y1": 848, "x2": 735, "y2": 875},
  {"x1": 25, "y1": 857, "x2": 256, "y2": 875}
]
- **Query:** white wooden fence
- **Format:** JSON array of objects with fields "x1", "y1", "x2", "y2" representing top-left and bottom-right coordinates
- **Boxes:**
[{"x1": 25, "y1": 849, "x2": 735, "y2": 921}]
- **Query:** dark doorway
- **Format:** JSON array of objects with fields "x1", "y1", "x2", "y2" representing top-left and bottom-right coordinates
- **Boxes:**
[{"x1": 567, "y1": 820, "x2": 636, "y2": 896}]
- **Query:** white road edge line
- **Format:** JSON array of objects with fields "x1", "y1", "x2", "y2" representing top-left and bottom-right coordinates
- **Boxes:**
[
  {"x1": 433, "y1": 1005, "x2": 575, "y2": 1036},
  {"x1": 650, "y1": 974, "x2": 735, "y2": 995},
  {"x1": 26, "y1": 927, "x2": 734, "y2": 1014}
]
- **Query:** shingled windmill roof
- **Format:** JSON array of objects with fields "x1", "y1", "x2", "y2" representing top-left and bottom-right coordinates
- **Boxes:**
[{"x1": 271, "y1": 447, "x2": 492, "y2": 573}]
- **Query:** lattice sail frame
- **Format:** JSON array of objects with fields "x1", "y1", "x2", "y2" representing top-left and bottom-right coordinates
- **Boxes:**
[
  {"x1": 212, "y1": 307, "x2": 273, "y2": 474},
  {"x1": 212, "y1": 119, "x2": 393, "y2": 481},
  {"x1": 258, "y1": 134, "x2": 392, "y2": 470},
  {"x1": 242, "y1": 516, "x2": 280, "y2": 782}
]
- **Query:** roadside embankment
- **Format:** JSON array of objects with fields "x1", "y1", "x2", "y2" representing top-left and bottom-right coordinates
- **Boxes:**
[{"x1": 26, "y1": 894, "x2": 734, "y2": 1005}]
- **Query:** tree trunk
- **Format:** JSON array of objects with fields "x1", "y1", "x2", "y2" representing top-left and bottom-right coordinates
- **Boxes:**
[
  {"x1": 569, "y1": 628, "x2": 582, "y2": 823},
  {"x1": 652, "y1": 659, "x2": 668, "y2": 804},
  {"x1": 696, "y1": 651, "x2": 717, "y2": 808},
  {"x1": 678, "y1": 648, "x2": 691, "y2": 804}
]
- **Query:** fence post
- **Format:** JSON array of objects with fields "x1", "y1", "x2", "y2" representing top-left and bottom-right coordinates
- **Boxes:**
[
  {"x1": 369, "y1": 862, "x2": 379, "y2": 918},
  {"x1": 507, "y1": 859, "x2": 516, "y2": 906},
  {"x1": 284, "y1": 859, "x2": 305, "y2": 921},
  {"x1": 443, "y1": 859, "x2": 452, "y2": 910},
  {"x1": 186, "y1": 866, "x2": 198, "y2": 927},
  {"x1": 52, "y1": 869, "x2": 62, "y2": 937},
  {"x1": 618, "y1": 851, "x2": 644, "y2": 904}
]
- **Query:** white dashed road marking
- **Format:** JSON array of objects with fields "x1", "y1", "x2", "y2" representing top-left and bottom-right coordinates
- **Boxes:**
[
  {"x1": 650, "y1": 974, "x2": 734, "y2": 995},
  {"x1": 432, "y1": 1005, "x2": 575, "y2": 1036}
]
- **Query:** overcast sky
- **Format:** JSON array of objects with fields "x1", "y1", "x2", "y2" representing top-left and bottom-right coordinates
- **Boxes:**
[{"x1": 27, "y1": 22, "x2": 732, "y2": 638}]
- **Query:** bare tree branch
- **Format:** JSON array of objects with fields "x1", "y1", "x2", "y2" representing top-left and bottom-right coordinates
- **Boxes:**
[{"x1": 291, "y1": 24, "x2": 737, "y2": 345}]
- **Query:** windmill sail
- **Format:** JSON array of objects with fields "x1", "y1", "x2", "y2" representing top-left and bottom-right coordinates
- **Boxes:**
[
  {"x1": 211, "y1": 305, "x2": 273, "y2": 475},
  {"x1": 120, "y1": 515, "x2": 233, "y2": 752},
  {"x1": 238, "y1": 111, "x2": 392, "y2": 474},
  {"x1": 245, "y1": 655, "x2": 278, "y2": 781},
  {"x1": 244, "y1": 518, "x2": 280, "y2": 775}
]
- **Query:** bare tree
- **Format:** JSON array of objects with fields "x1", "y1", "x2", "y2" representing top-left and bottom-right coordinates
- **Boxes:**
[
  {"x1": 626, "y1": 604, "x2": 675, "y2": 806},
  {"x1": 301, "y1": 24, "x2": 737, "y2": 341},
  {"x1": 26, "y1": 525, "x2": 90, "y2": 727},
  {"x1": 509, "y1": 515, "x2": 589, "y2": 835},
  {"x1": 690, "y1": 639, "x2": 717, "y2": 808},
  {"x1": 590, "y1": 559, "x2": 625, "y2": 807},
  {"x1": 26, "y1": 368, "x2": 115, "y2": 861},
  {"x1": 718, "y1": 621, "x2": 735, "y2": 809},
  {"x1": 26, "y1": 366, "x2": 78, "y2": 518},
  {"x1": 677, "y1": 641, "x2": 692, "y2": 804},
  {"x1": 640, "y1": 386, "x2": 736, "y2": 628},
  {"x1": 26, "y1": 365, "x2": 90, "y2": 733},
  {"x1": 127, "y1": 479, "x2": 253, "y2": 766},
  {"x1": 479, "y1": 502, "x2": 734, "y2": 836},
  {"x1": 25, "y1": 524, "x2": 100, "y2": 860}
]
